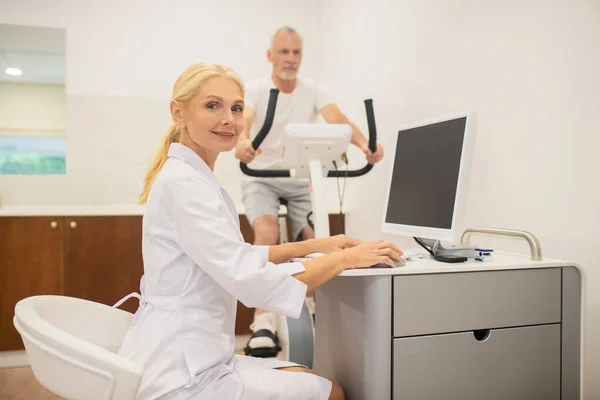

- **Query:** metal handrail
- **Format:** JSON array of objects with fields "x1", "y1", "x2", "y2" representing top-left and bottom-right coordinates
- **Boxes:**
[{"x1": 460, "y1": 227, "x2": 543, "y2": 261}]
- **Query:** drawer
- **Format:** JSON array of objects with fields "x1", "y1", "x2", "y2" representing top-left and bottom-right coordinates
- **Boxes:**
[
  {"x1": 393, "y1": 324, "x2": 561, "y2": 400},
  {"x1": 393, "y1": 268, "x2": 561, "y2": 337}
]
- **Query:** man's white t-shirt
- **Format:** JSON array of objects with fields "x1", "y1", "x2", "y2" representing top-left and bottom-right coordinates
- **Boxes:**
[{"x1": 244, "y1": 76, "x2": 335, "y2": 170}]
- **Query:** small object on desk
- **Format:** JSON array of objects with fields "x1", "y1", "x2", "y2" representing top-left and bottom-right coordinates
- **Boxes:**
[
  {"x1": 368, "y1": 263, "x2": 393, "y2": 268},
  {"x1": 434, "y1": 254, "x2": 468, "y2": 263},
  {"x1": 401, "y1": 252, "x2": 424, "y2": 261},
  {"x1": 432, "y1": 241, "x2": 495, "y2": 260},
  {"x1": 475, "y1": 249, "x2": 494, "y2": 262},
  {"x1": 369, "y1": 258, "x2": 407, "y2": 268}
]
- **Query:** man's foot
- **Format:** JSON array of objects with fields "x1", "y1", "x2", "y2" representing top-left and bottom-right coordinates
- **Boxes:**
[{"x1": 244, "y1": 312, "x2": 281, "y2": 358}]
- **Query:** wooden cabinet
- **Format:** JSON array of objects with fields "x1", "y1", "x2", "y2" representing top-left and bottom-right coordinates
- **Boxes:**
[
  {"x1": 0, "y1": 215, "x2": 143, "y2": 351},
  {"x1": 0, "y1": 217, "x2": 65, "y2": 351},
  {"x1": 64, "y1": 216, "x2": 144, "y2": 314},
  {"x1": 1, "y1": 212, "x2": 345, "y2": 349}
]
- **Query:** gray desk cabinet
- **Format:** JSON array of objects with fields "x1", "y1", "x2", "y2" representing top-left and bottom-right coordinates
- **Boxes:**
[{"x1": 314, "y1": 258, "x2": 582, "y2": 400}]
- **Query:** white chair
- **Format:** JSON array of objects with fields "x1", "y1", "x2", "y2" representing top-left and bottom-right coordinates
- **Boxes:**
[{"x1": 13, "y1": 295, "x2": 143, "y2": 400}]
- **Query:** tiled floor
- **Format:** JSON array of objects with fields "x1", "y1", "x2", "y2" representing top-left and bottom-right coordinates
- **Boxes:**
[{"x1": 0, "y1": 335, "x2": 252, "y2": 399}]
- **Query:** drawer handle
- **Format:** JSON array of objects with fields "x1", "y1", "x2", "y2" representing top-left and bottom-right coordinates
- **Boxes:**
[
  {"x1": 460, "y1": 227, "x2": 543, "y2": 261},
  {"x1": 473, "y1": 329, "x2": 490, "y2": 342}
]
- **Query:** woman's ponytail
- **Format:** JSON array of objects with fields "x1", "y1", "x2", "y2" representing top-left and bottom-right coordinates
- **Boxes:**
[{"x1": 138, "y1": 124, "x2": 180, "y2": 204}]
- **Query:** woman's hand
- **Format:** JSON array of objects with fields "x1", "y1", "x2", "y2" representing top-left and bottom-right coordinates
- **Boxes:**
[
  {"x1": 312, "y1": 234, "x2": 362, "y2": 254},
  {"x1": 342, "y1": 240, "x2": 404, "y2": 269}
]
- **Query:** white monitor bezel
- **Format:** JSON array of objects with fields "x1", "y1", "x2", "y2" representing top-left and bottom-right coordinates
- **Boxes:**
[{"x1": 380, "y1": 110, "x2": 477, "y2": 242}]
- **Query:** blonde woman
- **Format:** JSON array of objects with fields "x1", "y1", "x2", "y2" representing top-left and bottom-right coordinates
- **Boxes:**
[{"x1": 117, "y1": 62, "x2": 403, "y2": 400}]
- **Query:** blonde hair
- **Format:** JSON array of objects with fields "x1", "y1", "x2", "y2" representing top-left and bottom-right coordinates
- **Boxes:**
[{"x1": 138, "y1": 63, "x2": 244, "y2": 204}]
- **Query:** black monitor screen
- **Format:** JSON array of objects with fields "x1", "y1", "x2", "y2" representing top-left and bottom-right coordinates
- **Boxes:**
[{"x1": 385, "y1": 117, "x2": 466, "y2": 229}]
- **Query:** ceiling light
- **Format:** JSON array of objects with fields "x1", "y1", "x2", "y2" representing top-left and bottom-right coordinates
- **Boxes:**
[{"x1": 5, "y1": 67, "x2": 22, "y2": 76}]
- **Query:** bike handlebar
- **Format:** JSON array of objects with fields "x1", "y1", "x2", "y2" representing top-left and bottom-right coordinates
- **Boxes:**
[{"x1": 239, "y1": 88, "x2": 378, "y2": 178}]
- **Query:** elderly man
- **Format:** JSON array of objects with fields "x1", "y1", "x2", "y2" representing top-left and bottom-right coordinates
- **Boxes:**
[{"x1": 235, "y1": 26, "x2": 384, "y2": 358}]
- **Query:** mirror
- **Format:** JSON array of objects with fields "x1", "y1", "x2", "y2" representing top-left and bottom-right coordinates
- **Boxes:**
[{"x1": 0, "y1": 23, "x2": 66, "y2": 174}]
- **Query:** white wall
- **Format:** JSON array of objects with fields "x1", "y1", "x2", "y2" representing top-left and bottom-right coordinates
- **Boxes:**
[
  {"x1": 0, "y1": 83, "x2": 66, "y2": 136},
  {"x1": 0, "y1": 0, "x2": 323, "y2": 205},
  {"x1": 318, "y1": 0, "x2": 600, "y2": 397}
]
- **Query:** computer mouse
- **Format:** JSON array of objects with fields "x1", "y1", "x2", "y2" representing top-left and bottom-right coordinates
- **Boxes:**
[{"x1": 368, "y1": 257, "x2": 406, "y2": 268}]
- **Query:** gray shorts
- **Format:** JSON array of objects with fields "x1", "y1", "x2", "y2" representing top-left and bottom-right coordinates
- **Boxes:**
[{"x1": 241, "y1": 178, "x2": 312, "y2": 240}]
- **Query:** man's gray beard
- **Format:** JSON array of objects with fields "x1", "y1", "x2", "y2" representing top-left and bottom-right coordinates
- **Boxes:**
[{"x1": 278, "y1": 71, "x2": 297, "y2": 80}]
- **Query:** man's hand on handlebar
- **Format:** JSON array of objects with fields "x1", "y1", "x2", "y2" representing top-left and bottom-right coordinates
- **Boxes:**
[
  {"x1": 360, "y1": 142, "x2": 385, "y2": 164},
  {"x1": 235, "y1": 138, "x2": 261, "y2": 164}
]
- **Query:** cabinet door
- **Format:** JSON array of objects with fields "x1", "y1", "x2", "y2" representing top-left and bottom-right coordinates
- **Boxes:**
[
  {"x1": 393, "y1": 324, "x2": 561, "y2": 400},
  {"x1": 393, "y1": 268, "x2": 561, "y2": 337},
  {"x1": 0, "y1": 217, "x2": 64, "y2": 350},
  {"x1": 64, "y1": 216, "x2": 143, "y2": 314}
]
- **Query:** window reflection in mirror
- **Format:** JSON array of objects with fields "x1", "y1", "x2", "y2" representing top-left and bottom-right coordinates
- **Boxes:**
[{"x1": 0, "y1": 23, "x2": 66, "y2": 174}]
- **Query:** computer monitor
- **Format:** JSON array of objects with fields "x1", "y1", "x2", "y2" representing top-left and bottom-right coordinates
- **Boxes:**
[{"x1": 381, "y1": 110, "x2": 477, "y2": 243}]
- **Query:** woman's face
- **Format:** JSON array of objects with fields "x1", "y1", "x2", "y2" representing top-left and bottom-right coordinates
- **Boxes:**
[{"x1": 172, "y1": 76, "x2": 245, "y2": 165}]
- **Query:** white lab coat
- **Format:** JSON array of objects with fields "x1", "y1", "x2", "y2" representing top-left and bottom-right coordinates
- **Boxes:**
[{"x1": 117, "y1": 143, "x2": 332, "y2": 400}]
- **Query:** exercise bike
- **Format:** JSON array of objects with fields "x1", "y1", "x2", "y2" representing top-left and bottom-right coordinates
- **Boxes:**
[{"x1": 239, "y1": 88, "x2": 379, "y2": 368}]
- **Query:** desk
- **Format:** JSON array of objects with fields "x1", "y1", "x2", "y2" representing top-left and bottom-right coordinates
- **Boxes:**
[{"x1": 313, "y1": 251, "x2": 584, "y2": 400}]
